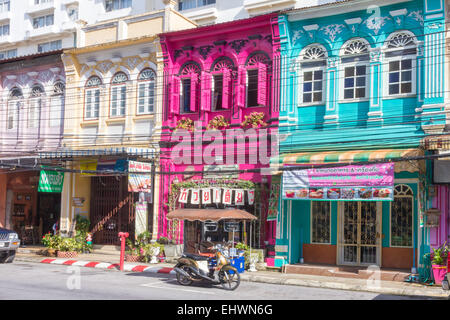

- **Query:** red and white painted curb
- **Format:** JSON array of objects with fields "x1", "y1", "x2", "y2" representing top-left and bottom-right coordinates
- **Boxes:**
[{"x1": 40, "y1": 258, "x2": 176, "y2": 274}]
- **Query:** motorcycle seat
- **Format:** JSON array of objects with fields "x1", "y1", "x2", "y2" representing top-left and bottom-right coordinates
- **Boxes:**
[{"x1": 182, "y1": 253, "x2": 210, "y2": 261}]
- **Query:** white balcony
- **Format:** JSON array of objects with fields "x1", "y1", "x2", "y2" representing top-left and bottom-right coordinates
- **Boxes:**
[
  {"x1": 0, "y1": 10, "x2": 11, "y2": 22},
  {"x1": 26, "y1": 1, "x2": 56, "y2": 16},
  {"x1": 244, "y1": 0, "x2": 296, "y2": 16},
  {"x1": 61, "y1": 0, "x2": 79, "y2": 6},
  {"x1": 180, "y1": 4, "x2": 217, "y2": 24},
  {"x1": 26, "y1": 25, "x2": 60, "y2": 40},
  {"x1": 0, "y1": 35, "x2": 11, "y2": 44}
]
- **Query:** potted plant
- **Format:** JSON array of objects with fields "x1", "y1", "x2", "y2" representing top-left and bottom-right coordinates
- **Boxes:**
[
  {"x1": 431, "y1": 242, "x2": 448, "y2": 285},
  {"x1": 175, "y1": 117, "x2": 194, "y2": 132},
  {"x1": 241, "y1": 112, "x2": 267, "y2": 129},
  {"x1": 207, "y1": 115, "x2": 230, "y2": 130},
  {"x1": 147, "y1": 242, "x2": 164, "y2": 264},
  {"x1": 42, "y1": 233, "x2": 62, "y2": 257},
  {"x1": 125, "y1": 231, "x2": 152, "y2": 262},
  {"x1": 57, "y1": 237, "x2": 80, "y2": 259},
  {"x1": 159, "y1": 237, "x2": 183, "y2": 261}
]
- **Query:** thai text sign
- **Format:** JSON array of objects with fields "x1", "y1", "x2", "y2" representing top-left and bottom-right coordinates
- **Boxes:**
[
  {"x1": 38, "y1": 170, "x2": 64, "y2": 193},
  {"x1": 128, "y1": 161, "x2": 152, "y2": 193},
  {"x1": 282, "y1": 163, "x2": 394, "y2": 201}
]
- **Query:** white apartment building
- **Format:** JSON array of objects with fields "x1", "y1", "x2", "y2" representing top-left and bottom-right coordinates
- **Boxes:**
[
  {"x1": 0, "y1": 0, "x2": 165, "y2": 59},
  {"x1": 176, "y1": 0, "x2": 340, "y2": 25}
]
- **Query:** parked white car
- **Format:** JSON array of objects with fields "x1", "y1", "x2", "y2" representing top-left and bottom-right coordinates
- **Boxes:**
[{"x1": 0, "y1": 228, "x2": 20, "y2": 263}]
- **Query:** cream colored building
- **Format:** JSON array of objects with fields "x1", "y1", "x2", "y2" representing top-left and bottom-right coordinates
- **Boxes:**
[{"x1": 57, "y1": 2, "x2": 196, "y2": 244}]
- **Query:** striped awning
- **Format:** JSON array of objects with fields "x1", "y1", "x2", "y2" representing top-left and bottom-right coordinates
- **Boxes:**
[{"x1": 273, "y1": 148, "x2": 422, "y2": 165}]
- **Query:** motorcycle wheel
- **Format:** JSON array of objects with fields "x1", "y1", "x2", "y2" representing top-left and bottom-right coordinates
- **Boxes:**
[
  {"x1": 219, "y1": 269, "x2": 240, "y2": 291},
  {"x1": 176, "y1": 265, "x2": 194, "y2": 286}
]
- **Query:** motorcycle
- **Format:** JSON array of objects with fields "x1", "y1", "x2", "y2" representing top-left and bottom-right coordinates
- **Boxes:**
[{"x1": 173, "y1": 244, "x2": 241, "y2": 290}]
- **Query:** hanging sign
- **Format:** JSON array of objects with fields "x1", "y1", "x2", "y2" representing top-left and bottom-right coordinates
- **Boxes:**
[
  {"x1": 212, "y1": 188, "x2": 221, "y2": 204},
  {"x1": 128, "y1": 161, "x2": 152, "y2": 193},
  {"x1": 247, "y1": 190, "x2": 255, "y2": 205},
  {"x1": 222, "y1": 188, "x2": 232, "y2": 205},
  {"x1": 191, "y1": 189, "x2": 200, "y2": 205},
  {"x1": 202, "y1": 188, "x2": 211, "y2": 204},
  {"x1": 282, "y1": 163, "x2": 395, "y2": 201},
  {"x1": 234, "y1": 189, "x2": 244, "y2": 206},
  {"x1": 80, "y1": 160, "x2": 98, "y2": 176},
  {"x1": 38, "y1": 170, "x2": 64, "y2": 193},
  {"x1": 179, "y1": 188, "x2": 189, "y2": 203}
]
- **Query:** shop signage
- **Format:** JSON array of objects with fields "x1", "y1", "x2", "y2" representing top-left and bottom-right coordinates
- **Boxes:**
[
  {"x1": 38, "y1": 170, "x2": 64, "y2": 193},
  {"x1": 178, "y1": 188, "x2": 255, "y2": 206},
  {"x1": 282, "y1": 163, "x2": 394, "y2": 201},
  {"x1": 80, "y1": 160, "x2": 98, "y2": 176},
  {"x1": 128, "y1": 161, "x2": 152, "y2": 193},
  {"x1": 135, "y1": 202, "x2": 148, "y2": 236}
]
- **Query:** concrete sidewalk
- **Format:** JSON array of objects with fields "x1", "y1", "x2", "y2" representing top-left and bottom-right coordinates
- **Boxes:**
[{"x1": 15, "y1": 248, "x2": 450, "y2": 299}]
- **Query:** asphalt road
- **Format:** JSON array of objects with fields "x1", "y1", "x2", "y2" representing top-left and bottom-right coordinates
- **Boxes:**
[{"x1": 0, "y1": 261, "x2": 440, "y2": 300}]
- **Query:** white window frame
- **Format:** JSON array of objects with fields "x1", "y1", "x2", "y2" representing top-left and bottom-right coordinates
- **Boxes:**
[
  {"x1": 339, "y1": 62, "x2": 369, "y2": 102},
  {"x1": 180, "y1": 77, "x2": 193, "y2": 114},
  {"x1": 137, "y1": 69, "x2": 156, "y2": 115},
  {"x1": 7, "y1": 100, "x2": 19, "y2": 130},
  {"x1": 28, "y1": 96, "x2": 42, "y2": 128},
  {"x1": 110, "y1": 72, "x2": 127, "y2": 117},
  {"x1": 383, "y1": 32, "x2": 417, "y2": 99},
  {"x1": 298, "y1": 65, "x2": 326, "y2": 107},
  {"x1": 84, "y1": 77, "x2": 101, "y2": 121},
  {"x1": 0, "y1": 0, "x2": 10, "y2": 13}
]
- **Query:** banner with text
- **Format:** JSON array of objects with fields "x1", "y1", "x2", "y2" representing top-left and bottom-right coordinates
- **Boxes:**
[
  {"x1": 128, "y1": 161, "x2": 152, "y2": 193},
  {"x1": 282, "y1": 163, "x2": 394, "y2": 201}
]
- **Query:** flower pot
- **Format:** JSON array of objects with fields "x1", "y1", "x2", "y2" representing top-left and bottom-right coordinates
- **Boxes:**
[
  {"x1": 57, "y1": 251, "x2": 78, "y2": 259},
  {"x1": 125, "y1": 254, "x2": 143, "y2": 262},
  {"x1": 432, "y1": 265, "x2": 447, "y2": 285},
  {"x1": 149, "y1": 246, "x2": 160, "y2": 264},
  {"x1": 163, "y1": 244, "x2": 183, "y2": 258}
]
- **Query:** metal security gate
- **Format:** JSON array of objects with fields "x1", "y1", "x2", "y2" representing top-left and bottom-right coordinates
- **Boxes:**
[
  {"x1": 338, "y1": 201, "x2": 382, "y2": 266},
  {"x1": 90, "y1": 176, "x2": 136, "y2": 245}
]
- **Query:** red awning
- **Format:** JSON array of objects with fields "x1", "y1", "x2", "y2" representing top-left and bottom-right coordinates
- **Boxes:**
[{"x1": 166, "y1": 209, "x2": 257, "y2": 222}]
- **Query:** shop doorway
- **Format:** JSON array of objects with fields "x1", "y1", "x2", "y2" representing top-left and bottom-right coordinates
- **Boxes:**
[
  {"x1": 338, "y1": 201, "x2": 382, "y2": 266},
  {"x1": 38, "y1": 193, "x2": 61, "y2": 236}
]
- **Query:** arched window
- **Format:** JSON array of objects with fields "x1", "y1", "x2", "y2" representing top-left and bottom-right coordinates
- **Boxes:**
[
  {"x1": 50, "y1": 81, "x2": 65, "y2": 127},
  {"x1": 391, "y1": 184, "x2": 414, "y2": 247},
  {"x1": 211, "y1": 57, "x2": 234, "y2": 111},
  {"x1": 85, "y1": 76, "x2": 102, "y2": 120},
  {"x1": 299, "y1": 45, "x2": 327, "y2": 105},
  {"x1": 179, "y1": 62, "x2": 201, "y2": 114},
  {"x1": 29, "y1": 84, "x2": 44, "y2": 129},
  {"x1": 340, "y1": 39, "x2": 370, "y2": 100},
  {"x1": 110, "y1": 72, "x2": 128, "y2": 117},
  {"x1": 384, "y1": 31, "x2": 417, "y2": 96},
  {"x1": 242, "y1": 52, "x2": 271, "y2": 108},
  {"x1": 137, "y1": 68, "x2": 156, "y2": 115},
  {"x1": 7, "y1": 88, "x2": 22, "y2": 130}
]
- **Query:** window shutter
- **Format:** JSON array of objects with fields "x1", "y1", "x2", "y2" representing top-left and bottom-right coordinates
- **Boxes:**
[
  {"x1": 171, "y1": 76, "x2": 180, "y2": 115},
  {"x1": 222, "y1": 68, "x2": 231, "y2": 109},
  {"x1": 190, "y1": 73, "x2": 198, "y2": 112},
  {"x1": 201, "y1": 71, "x2": 212, "y2": 111},
  {"x1": 236, "y1": 67, "x2": 246, "y2": 108},
  {"x1": 257, "y1": 62, "x2": 268, "y2": 106}
]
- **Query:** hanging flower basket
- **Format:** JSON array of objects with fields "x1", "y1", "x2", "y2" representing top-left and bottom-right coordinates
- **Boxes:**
[
  {"x1": 175, "y1": 117, "x2": 194, "y2": 132},
  {"x1": 207, "y1": 115, "x2": 230, "y2": 130},
  {"x1": 241, "y1": 112, "x2": 267, "y2": 129}
]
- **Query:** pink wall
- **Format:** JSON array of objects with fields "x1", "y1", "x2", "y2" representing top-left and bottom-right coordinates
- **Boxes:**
[
  {"x1": 431, "y1": 185, "x2": 450, "y2": 248},
  {"x1": 158, "y1": 14, "x2": 280, "y2": 245}
]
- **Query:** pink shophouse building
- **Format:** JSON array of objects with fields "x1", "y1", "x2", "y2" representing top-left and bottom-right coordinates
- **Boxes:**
[{"x1": 159, "y1": 14, "x2": 280, "y2": 258}]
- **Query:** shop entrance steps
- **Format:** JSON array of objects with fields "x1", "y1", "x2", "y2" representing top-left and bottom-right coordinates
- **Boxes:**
[{"x1": 283, "y1": 264, "x2": 411, "y2": 282}]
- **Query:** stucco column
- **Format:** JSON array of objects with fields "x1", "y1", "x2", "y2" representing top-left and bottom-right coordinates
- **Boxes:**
[
  {"x1": 367, "y1": 48, "x2": 382, "y2": 126},
  {"x1": 60, "y1": 172, "x2": 72, "y2": 236},
  {"x1": 323, "y1": 56, "x2": 339, "y2": 128}
]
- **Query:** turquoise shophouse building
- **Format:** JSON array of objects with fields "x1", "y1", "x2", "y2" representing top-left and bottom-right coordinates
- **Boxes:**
[{"x1": 273, "y1": 0, "x2": 446, "y2": 274}]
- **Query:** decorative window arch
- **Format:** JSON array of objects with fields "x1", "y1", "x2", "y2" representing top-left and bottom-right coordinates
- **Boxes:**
[
  {"x1": 177, "y1": 61, "x2": 201, "y2": 114},
  {"x1": 85, "y1": 76, "x2": 102, "y2": 120},
  {"x1": 384, "y1": 31, "x2": 417, "y2": 97},
  {"x1": 340, "y1": 39, "x2": 370, "y2": 101},
  {"x1": 210, "y1": 57, "x2": 235, "y2": 111},
  {"x1": 298, "y1": 44, "x2": 327, "y2": 105},
  {"x1": 28, "y1": 84, "x2": 45, "y2": 128},
  {"x1": 7, "y1": 88, "x2": 22, "y2": 130},
  {"x1": 50, "y1": 81, "x2": 65, "y2": 127},
  {"x1": 110, "y1": 71, "x2": 128, "y2": 117},
  {"x1": 391, "y1": 184, "x2": 414, "y2": 247},
  {"x1": 137, "y1": 68, "x2": 156, "y2": 115}
]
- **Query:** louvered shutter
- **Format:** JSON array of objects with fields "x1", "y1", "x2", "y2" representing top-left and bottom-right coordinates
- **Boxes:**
[
  {"x1": 236, "y1": 67, "x2": 246, "y2": 108},
  {"x1": 190, "y1": 73, "x2": 198, "y2": 112},
  {"x1": 171, "y1": 76, "x2": 180, "y2": 115},
  {"x1": 201, "y1": 71, "x2": 212, "y2": 111},
  {"x1": 222, "y1": 68, "x2": 231, "y2": 109},
  {"x1": 257, "y1": 62, "x2": 268, "y2": 106}
]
